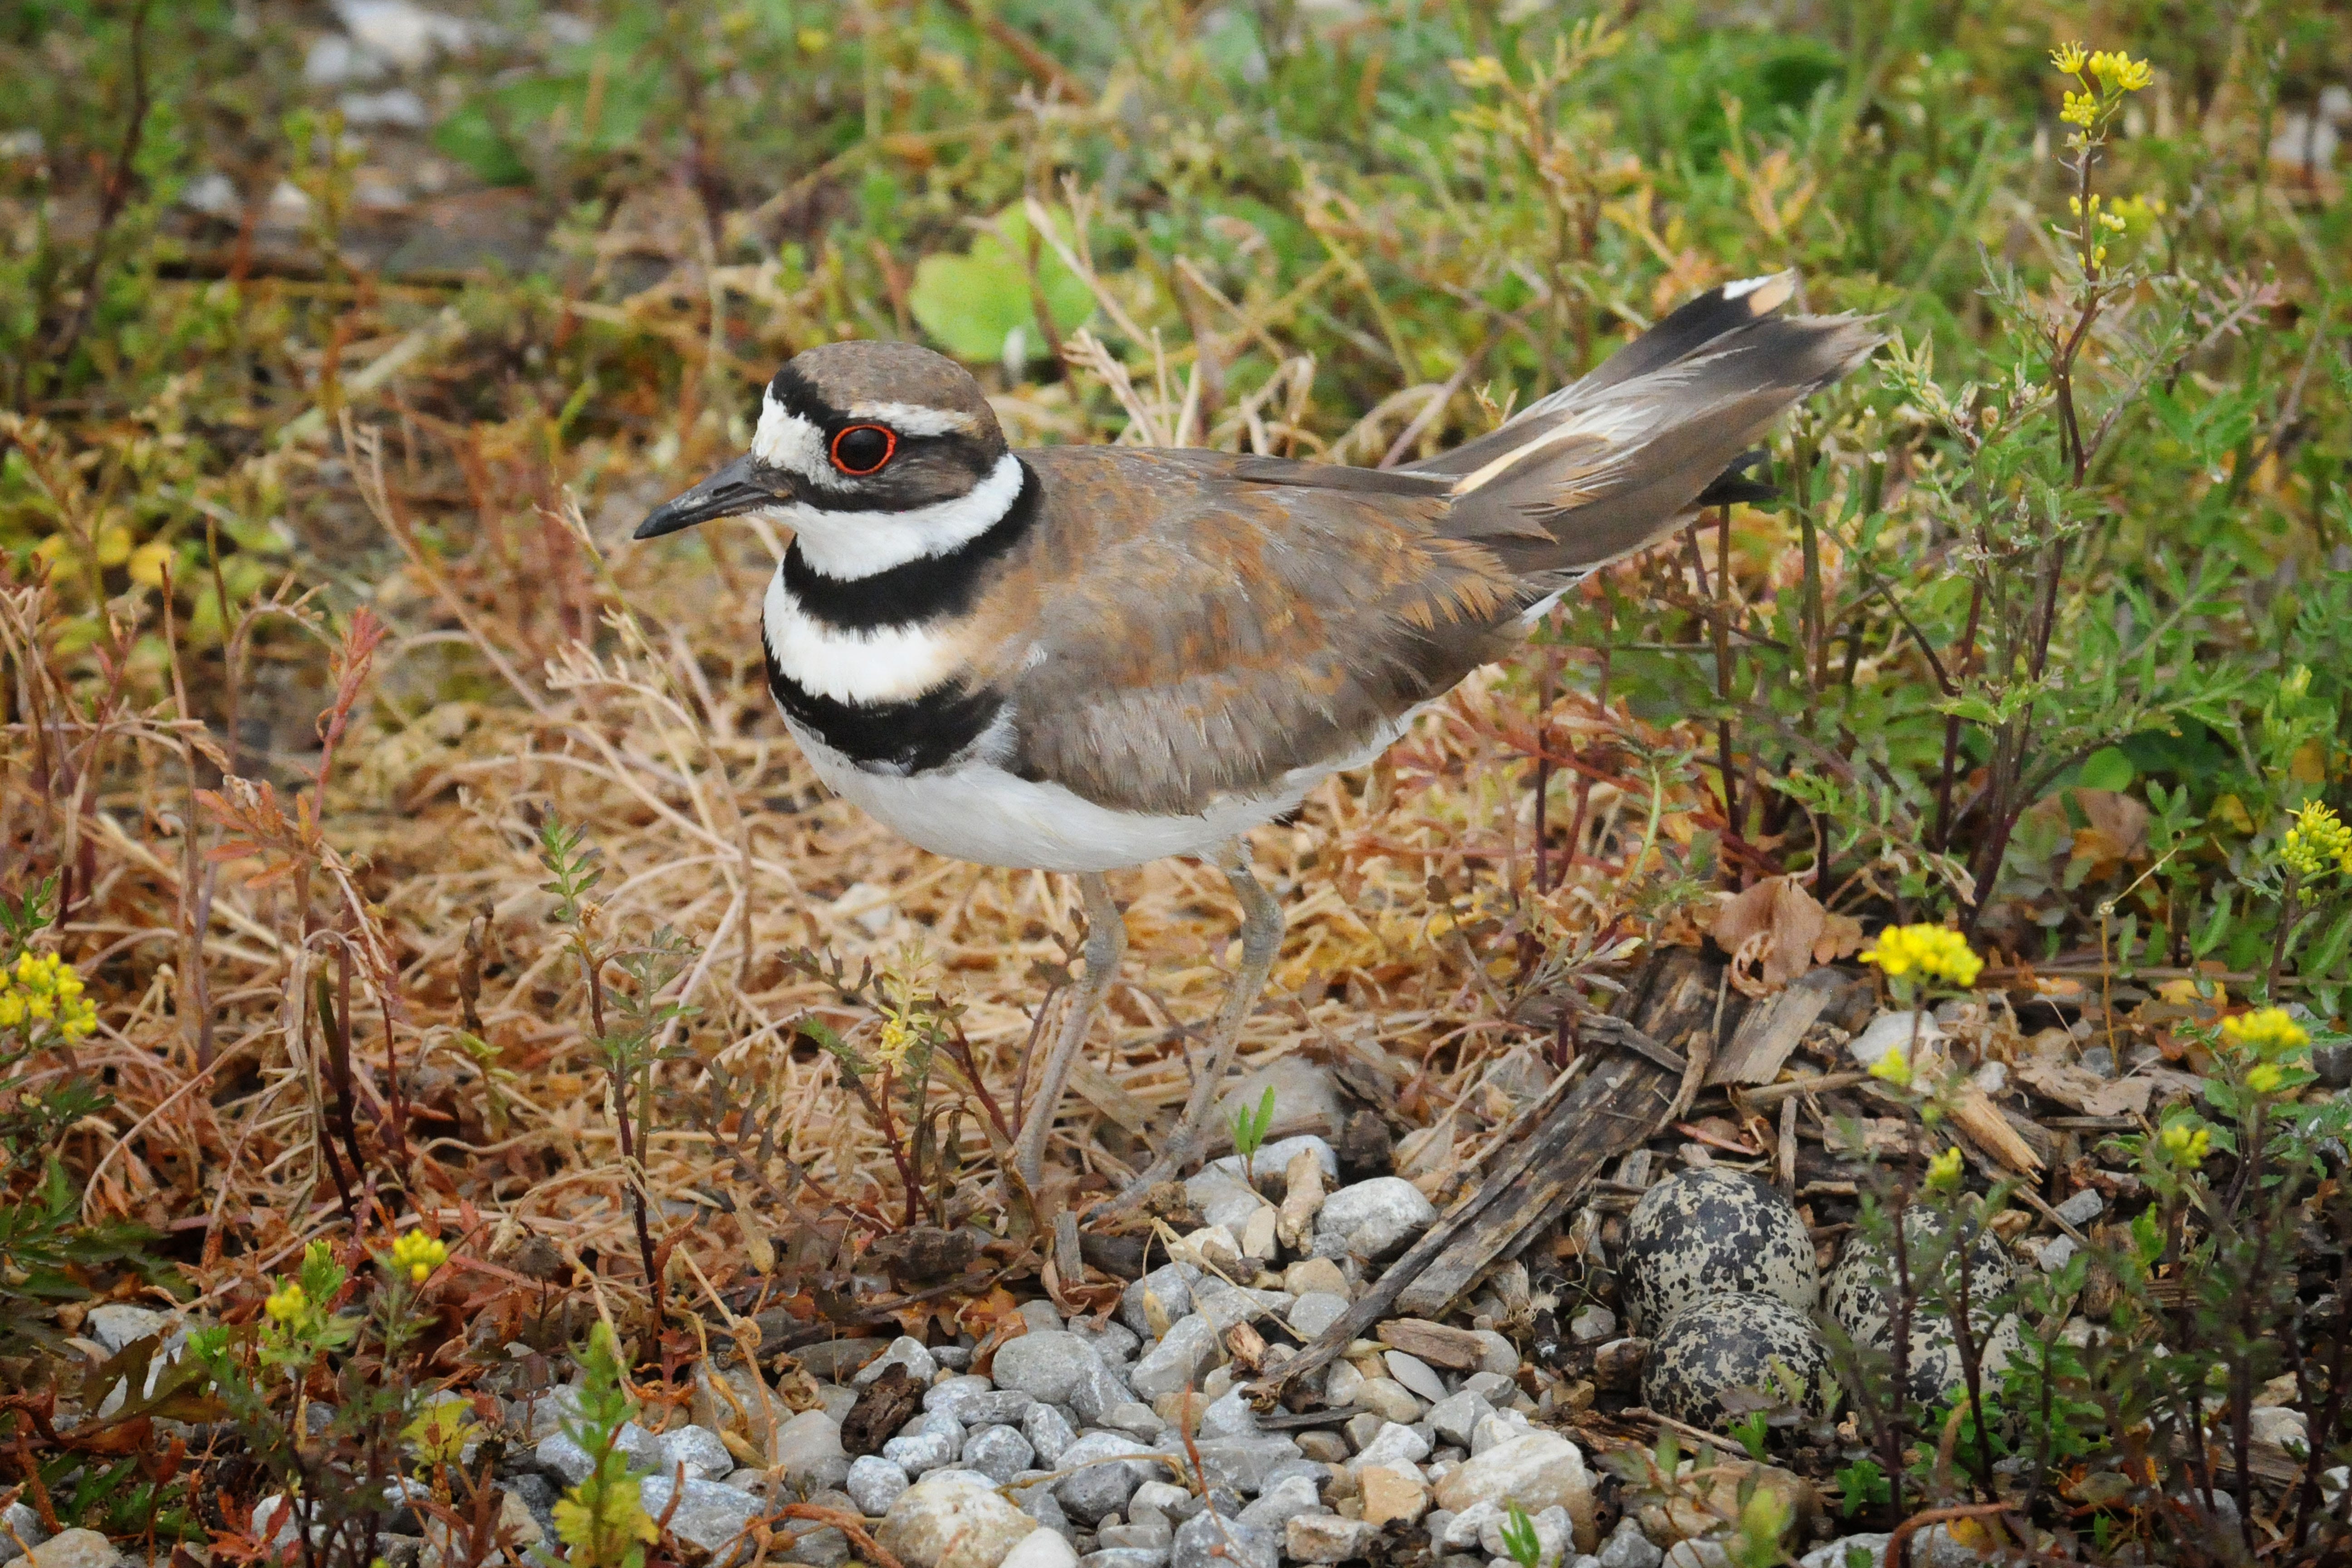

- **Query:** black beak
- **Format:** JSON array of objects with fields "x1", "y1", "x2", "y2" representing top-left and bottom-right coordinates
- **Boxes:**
[{"x1": 634, "y1": 455, "x2": 779, "y2": 539}]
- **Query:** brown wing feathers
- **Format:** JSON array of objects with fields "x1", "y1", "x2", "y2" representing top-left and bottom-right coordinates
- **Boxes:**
[{"x1": 988, "y1": 274, "x2": 1872, "y2": 814}]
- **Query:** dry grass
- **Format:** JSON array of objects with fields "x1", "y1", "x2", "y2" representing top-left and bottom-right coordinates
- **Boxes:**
[{"x1": 10, "y1": 393, "x2": 1709, "y2": 1319}]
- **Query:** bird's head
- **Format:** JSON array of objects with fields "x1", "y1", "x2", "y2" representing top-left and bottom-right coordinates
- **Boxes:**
[{"x1": 636, "y1": 341, "x2": 1016, "y2": 577}]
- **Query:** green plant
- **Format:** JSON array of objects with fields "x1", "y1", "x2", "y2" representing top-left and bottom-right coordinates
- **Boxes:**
[
  {"x1": 539, "y1": 815, "x2": 698, "y2": 1303},
  {"x1": 0, "y1": 877, "x2": 158, "y2": 1354},
  {"x1": 176, "y1": 1225, "x2": 472, "y2": 1568},
  {"x1": 1729, "y1": 1410, "x2": 1772, "y2": 1463},
  {"x1": 1725, "y1": 1483, "x2": 1792, "y2": 1568},
  {"x1": 1833, "y1": 1458, "x2": 1889, "y2": 1519},
  {"x1": 785, "y1": 943, "x2": 1024, "y2": 1230},
  {"x1": 550, "y1": 1323, "x2": 660, "y2": 1568},
  {"x1": 1496, "y1": 1500, "x2": 1543, "y2": 1568},
  {"x1": 1227, "y1": 1084, "x2": 1278, "y2": 1185}
]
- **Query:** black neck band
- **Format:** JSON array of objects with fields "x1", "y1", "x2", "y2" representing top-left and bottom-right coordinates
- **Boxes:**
[{"x1": 780, "y1": 459, "x2": 1039, "y2": 631}]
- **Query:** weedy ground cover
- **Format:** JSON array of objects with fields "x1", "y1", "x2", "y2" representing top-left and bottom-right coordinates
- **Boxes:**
[{"x1": 2, "y1": 0, "x2": 2350, "y2": 1564}]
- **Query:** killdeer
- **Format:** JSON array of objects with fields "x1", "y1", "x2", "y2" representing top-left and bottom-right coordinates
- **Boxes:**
[{"x1": 637, "y1": 272, "x2": 1875, "y2": 1196}]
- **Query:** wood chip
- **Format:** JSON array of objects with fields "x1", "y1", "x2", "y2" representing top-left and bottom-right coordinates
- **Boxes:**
[
  {"x1": 1953, "y1": 1086, "x2": 2045, "y2": 1174},
  {"x1": 1374, "y1": 1318, "x2": 1489, "y2": 1369},
  {"x1": 1708, "y1": 966, "x2": 1861, "y2": 1086},
  {"x1": 1277, "y1": 1146, "x2": 1326, "y2": 1252}
]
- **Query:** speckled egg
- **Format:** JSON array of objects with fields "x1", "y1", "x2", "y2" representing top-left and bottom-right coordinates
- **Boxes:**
[
  {"x1": 1827, "y1": 1207, "x2": 2021, "y2": 1402},
  {"x1": 1620, "y1": 1167, "x2": 1821, "y2": 1330},
  {"x1": 1640, "y1": 1290, "x2": 1830, "y2": 1428}
]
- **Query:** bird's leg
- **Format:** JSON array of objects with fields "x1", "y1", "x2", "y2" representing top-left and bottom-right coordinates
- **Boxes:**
[
  {"x1": 1011, "y1": 871, "x2": 1125, "y2": 1193},
  {"x1": 1115, "y1": 840, "x2": 1283, "y2": 1202}
]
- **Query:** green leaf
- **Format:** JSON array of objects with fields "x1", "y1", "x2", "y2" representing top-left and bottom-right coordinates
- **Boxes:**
[
  {"x1": 2078, "y1": 747, "x2": 2135, "y2": 792},
  {"x1": 908, "y1": 206, "x2": 1094, "y2": 364},
  {"x1": 2302, "y1": 902, "x2": 2352, "y2": 986}
]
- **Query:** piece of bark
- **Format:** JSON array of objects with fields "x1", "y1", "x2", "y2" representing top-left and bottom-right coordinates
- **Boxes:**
[
  {"x1": 1952, "y1": 1087, "x2": 2045, "y2": 1174},
  {"x1": 1251, "y1": 1048, "x2": 1675, "y2": 1401},
  {"x1": 1707, "y1": 966, "x2": 1863, "y2": 1086},
  {"x1": 864, "y1": 1226, "x2": 979, "y2": 1286},
  {"x1": 1250, "y1": 949, "x2": 1734, "y2": 1407},
  {"x1": 1277, "y1": 1146, "x2": 1325, "y2": 1251},
  {"x1": 1375, "y1": 1318, "x2": 1489, "y2": 1370},
  {"x1": 839, "y1": 1365, "x2": 921, "y2": 1456},
  {"x1": 1397, "y1": 948, "x2": 1726, "y2": 1315},
  {"x1": 1593, "y1": 1338, "x2": 1649, "y2": 1391},
  {"x1": 1078, "y1": 1231, "x2": 1148, "y2": 1279},
  {"x1": 1336, "y1": 1109, "x2": 1394, "y2": 1179}
]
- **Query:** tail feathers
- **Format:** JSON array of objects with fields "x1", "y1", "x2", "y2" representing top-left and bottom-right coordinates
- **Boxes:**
[
  {"x1": 1693, "y1": 449, "x2": 1777, "y2": 509},
  {"x1": 1416, "y1": 272, "x2": 1879, "y2": 578}
]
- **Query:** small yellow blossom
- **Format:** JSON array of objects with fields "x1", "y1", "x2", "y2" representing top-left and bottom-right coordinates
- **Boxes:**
[
  {"x1": 873, "y1": 1012, "x2": 919, "y2": 1072},
  {"x1": 1859, "y1": 924, "x2": 1985, "y2": 988},
  {"x1": 2161, "y1": 1121, "x2": 2211, "y2": 1169},
  {"x1": 1450, "y1": 55, "x2": 1511, "y2": 89},
  {"x1": 2061, "y1": 90, "x2": 2099, "y2": 127},
  {"x1": 2220, "y1": 1006, "x2": 2312, "y2": 1057},
  {"x1": 2088, "y1": 51, "x2": 2152, "y2": 92},
  {"x1": 387, "y1": 1230, "x2": 449, "y2": 1285},
  {"x1": 2246, "y1": 1062, "x2": 2288, "y2": 1095},
  {"x1": 265, "y1": 1281, "x2": 309, "y2": 1324},
  {"x1": 1869, "y1": 1047, "x2": 1916, "y2": 1088},
  {"x1": 1926, "y1": 1146, "x2": 1965, "y2": 1190},
  {"x1": 0, "y1": 951, "x2": 98, "y2": 1039},
  {"x1": 2050, "y1": 42, "x2": 2088, "y2": 76},
  {"x1": 2280, "y1": 800, "x2": 2352, "y2": 882}
]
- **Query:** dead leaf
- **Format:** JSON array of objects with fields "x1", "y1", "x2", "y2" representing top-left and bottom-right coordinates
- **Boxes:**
[
  {"x1": 2074, "y1": 789, "x2": 2150, "y2": 859},
  {"x1": 1713, "y1": 876, "x2": 1832, "y2": 996},
  {"x1": 2016, "y1": 1048, "x2": 2155, "y2": 1118},
  {"x1": 1815, "y1": 911, "x2": 1864, "y2": 965}
]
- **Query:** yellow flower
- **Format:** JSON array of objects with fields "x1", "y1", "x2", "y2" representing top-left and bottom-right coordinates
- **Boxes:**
[
  {"x1": 265, "y1": 1281, "x2": 309, "y2": 1324},
  {"x1": 2246, "y1": 1062, "x2": 2287, "y2": 1095},
  {"x1": 873, "y1": 1012, "x2": 919, "y2": 1073},
  {"x1": 0, "y1": 951, "x2": 98, "y2": 1039},
  {"x1": 2050, "y1": 42, "x2": 2088, "y2": 75},
  {"x1": 2279, "y1": 800, "x2": 2352, "y2": 881},
  {"x1": 2089, "y1": 51, "x2": 2152, "y2": 92},
  {"x1": 2061, "y1": 90, "x2": 2099, "y2": 127},
  {"x1": 2161, "y1": 1121, "x2": 2210, "y2": 1169},
  {"x1": 1869, "y1": 1047, "x2": 1916, "y2": 1088},
  {"x1": 2220, "y1": 1006, "x2": 2311, "y2": 1057},
  {"x1": 1859, "y1": 924, "x2": 1985, "y2": 988},
  {"x1": 1926, "y1": 1146, "x2": 1965, "y2": 1190},
  {"x1": 387, "y1": 1231, "x2": 449, "y2": 1285}
]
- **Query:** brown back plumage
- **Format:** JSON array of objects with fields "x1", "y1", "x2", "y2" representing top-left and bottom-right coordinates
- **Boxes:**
[{"x1": 960, "y1": 274, "x2": 1877, "y2": 815}]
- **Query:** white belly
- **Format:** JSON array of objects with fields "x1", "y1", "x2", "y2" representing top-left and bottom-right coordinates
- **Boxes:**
[
  {"x1": 783, "y1": 718, "x2": 1304, "y2": 872},
  {"x1": 782, "y1": 703, "x2": 1429, "y2": 873}
]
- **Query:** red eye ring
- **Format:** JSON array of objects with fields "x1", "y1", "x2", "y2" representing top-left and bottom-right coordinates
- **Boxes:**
[{"x1": 828, "y1": 424, "x2": 897, "y2": 476}]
